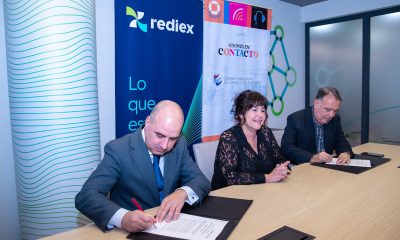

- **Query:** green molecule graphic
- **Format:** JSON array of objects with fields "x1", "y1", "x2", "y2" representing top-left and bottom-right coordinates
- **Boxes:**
[{"x1": 268, "y1": 25, "x2": 297, "y2": 116}]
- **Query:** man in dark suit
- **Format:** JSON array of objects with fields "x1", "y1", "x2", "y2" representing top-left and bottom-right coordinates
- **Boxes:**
[
  {"x1": 281, "y1": 87, "x2": 354, "y2": 165},
  {"x1": 75, "y1": 100, "x2": 210, "y2": 232}
]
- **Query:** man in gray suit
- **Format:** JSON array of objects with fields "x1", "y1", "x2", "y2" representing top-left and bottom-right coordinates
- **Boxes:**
[{"x1": 75, "y1": 100, "x2": 210, "y2": 233}]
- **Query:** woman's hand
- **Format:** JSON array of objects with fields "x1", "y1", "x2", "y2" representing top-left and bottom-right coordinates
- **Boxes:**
[{"x1": 265, "y1": 161, "x2": 290, "y2": 183}]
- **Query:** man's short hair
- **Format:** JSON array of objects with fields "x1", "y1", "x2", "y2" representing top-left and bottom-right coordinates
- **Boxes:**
[{"x1": 315, "y1": 87, "x2": 342, "y2": 101}]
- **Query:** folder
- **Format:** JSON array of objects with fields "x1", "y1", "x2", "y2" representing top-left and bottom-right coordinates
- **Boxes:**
[
  {"x1": 257, "y1": 225, "x2": 315, "y2": 240},
  {"x1": 128, "y1": 196, "x2": 253, "y2": 240},
  {"x1": 311, "y1": 154, "x2": 390, "y2": 174}
]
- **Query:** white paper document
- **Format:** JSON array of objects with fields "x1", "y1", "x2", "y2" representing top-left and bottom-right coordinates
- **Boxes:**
[
  {"x1": 325, "y1": 158, "x2": 371, "y2": 168},
  {"x1": 142, "y1": 213, "x2": 228, "y2": 240}
]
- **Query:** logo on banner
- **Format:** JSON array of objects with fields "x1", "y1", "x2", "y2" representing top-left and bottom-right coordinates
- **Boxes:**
[
  {"x1": 208, "y1": 1, "x2": 221, "y2": 18},
  {"x1": 126, "y1": 5, "x2": 194, "y2": 34},
  {"x1": 254, "y1": 11, "x2": 265, "y2": 24},
  {"x1": 251, "y1": 7, "x2": 268, "y2": 30},
  {"x1": 229, "y1": 3, "x2": 248, "y2": 27},
  {"x1": 126, "y1": 6, "x2": 147, "y2": 32},
  {"x1": 218, "y1": 43, "x2": 259, "y2": 58},
  {"x1": 204, "y1": 0, "x2": 224, "y2": 23},
  {"x1": 213, "y1": 74, "x2": 222, "y2": 86},
  {"x1": 233, "y1": 9, "x2": 243, "y2": 21}
]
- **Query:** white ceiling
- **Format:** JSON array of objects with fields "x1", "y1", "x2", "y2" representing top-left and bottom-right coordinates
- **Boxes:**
[{"x1": 277, "y1": 0, "x2": 328, "y2": 7}]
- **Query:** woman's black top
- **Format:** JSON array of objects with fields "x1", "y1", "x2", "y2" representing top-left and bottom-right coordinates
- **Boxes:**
[{"x1": 211, "y1": 125, "x2": 287, "y2": 190}]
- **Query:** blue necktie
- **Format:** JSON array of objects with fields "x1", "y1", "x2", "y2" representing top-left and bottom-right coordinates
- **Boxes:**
[{"x1": 152, "y1": 155, "x2": 164, "y2": 203}]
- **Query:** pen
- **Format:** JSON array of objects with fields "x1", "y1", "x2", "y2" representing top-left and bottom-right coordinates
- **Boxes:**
[
  {"x1": 131, "y1": 197, "x2": 144, "y2": 211},
  {"x1": 131, "y1": 197, "x2": 157, "y2": 228}
]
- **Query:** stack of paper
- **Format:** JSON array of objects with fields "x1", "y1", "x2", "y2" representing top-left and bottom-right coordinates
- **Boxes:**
[
  {"x1": 143, "y1": 213, "x2": 228, "y2": 240},
  {"x1": 325, "y1": 158, "x2": 371, "y2": 168}
]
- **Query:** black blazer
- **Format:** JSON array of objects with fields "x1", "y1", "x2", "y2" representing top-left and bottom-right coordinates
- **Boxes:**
[{"x1": 281, "y1": 107, "x2": 353, "y2": 164}]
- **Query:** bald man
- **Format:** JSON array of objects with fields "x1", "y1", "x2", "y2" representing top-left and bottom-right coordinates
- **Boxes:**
[{"x1": 75, "y1": 100, "x2": 210, "y2": 233}]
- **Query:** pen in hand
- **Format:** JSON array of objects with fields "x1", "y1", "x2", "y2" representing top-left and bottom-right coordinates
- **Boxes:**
[
  {"x1": 131, "y1": 197, "x2": 144, "y2": 211},
  {"x1": 131, "y1": 197, "x2": 157, "y2": 228}
]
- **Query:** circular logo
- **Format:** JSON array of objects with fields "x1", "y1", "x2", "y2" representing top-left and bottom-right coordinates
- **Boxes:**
[{"x1": 208, "y1": 1, "x2": 221, "y2": 17}]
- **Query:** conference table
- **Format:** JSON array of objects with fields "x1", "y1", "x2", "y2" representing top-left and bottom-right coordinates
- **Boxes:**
[{"x1": 42, "y1": 143, "x2": 400, "y2": 240}]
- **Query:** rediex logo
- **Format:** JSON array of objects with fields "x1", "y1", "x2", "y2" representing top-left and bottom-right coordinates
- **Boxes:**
[{"x1": 126, "y1": 6, "x2": 194, "y2": 34}]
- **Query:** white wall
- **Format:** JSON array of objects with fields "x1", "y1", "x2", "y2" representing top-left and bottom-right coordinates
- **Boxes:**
[
  {"x1": 0, "y1": 2, "x2": 21, "y2": 240},
  {"x1": 95, "y1": 0, "x2": 116, "y2": 156},
  {"x1": 301, "y1": 0, "x2": 400, "y2": 23}
]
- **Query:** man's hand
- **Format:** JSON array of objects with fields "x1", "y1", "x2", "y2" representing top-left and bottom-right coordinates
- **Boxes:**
[
  {"x1": 156, "y1": 189, "x2": 187, "y2": 223},
  {"x1": 265, "y1": 161, "x2": 291, "y2": 183},
  {"x1": 121, "y1": 210, "x2": 156, "y2": 232},
  {"x1": 337, "y1": 152, "x2": 350, "y2": 164},
  {"x1": 311, "y1": 151, "x2": 332, "y2": 163}
]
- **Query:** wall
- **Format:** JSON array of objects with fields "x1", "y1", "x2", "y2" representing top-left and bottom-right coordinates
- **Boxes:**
[
  {"x1": 301, "y1": 0, "x2": 400, "y2": 23},
  {"x1": 0, "y1": 2, "x2": 21, "y2": 240},
  {"x1": 96, "y1": 0, "x2": 115, "y2": 156}
]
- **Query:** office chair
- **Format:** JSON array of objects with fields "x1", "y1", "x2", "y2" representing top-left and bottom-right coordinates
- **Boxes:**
[{"x1": 192, "y1": 140, "x2": 219, "y2": 182}]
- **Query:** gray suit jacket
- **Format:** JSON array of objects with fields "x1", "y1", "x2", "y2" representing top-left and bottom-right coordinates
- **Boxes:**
[{"x1": 75, "y1": 129, "x2": 210, "y2": 231}]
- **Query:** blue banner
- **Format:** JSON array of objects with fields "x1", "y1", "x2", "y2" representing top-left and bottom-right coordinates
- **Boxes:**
[{"x1": 115, "y1": 0, "x2": 203, "y2": 138}]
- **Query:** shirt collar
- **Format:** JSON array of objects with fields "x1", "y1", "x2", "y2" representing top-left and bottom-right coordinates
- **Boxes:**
[
  {"x1": 312, "y1": 106, "x2": 323, "y2": 127},
  {"x1": 141, "y1": 127, "x2": 154, "y2": 157}
]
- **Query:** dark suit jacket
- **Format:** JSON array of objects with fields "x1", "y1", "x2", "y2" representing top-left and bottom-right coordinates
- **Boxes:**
[
  {"x1": 281, "y1": 107, "x2": 353, "y2": 164},
  {"x1": 75, "y1": 129, "x2": 210, "y2": 231}
]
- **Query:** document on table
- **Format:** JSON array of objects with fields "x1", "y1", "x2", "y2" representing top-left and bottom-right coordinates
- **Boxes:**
[
  {"x1": 325, "y1": 158, "x2": 371, "y2": 168},
  {"x1": 142, "y1": 213, "x2": 229, "y2": 240}
]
